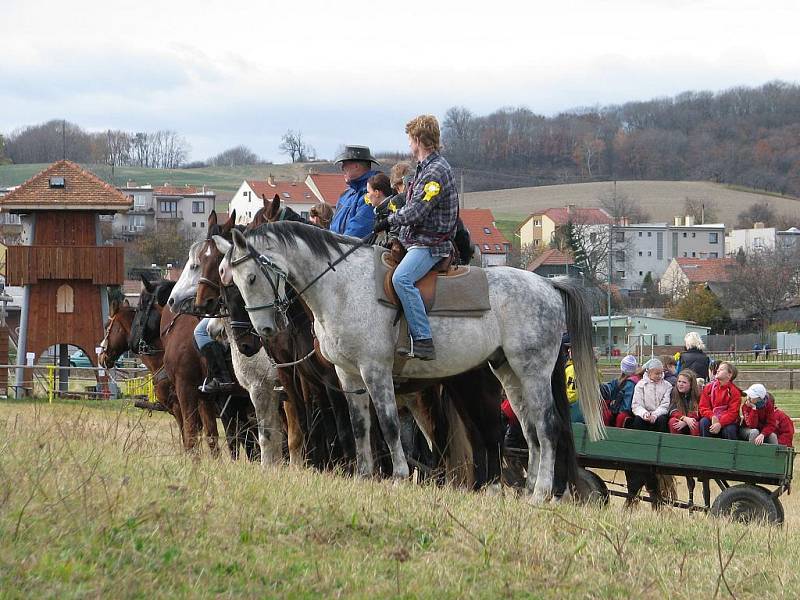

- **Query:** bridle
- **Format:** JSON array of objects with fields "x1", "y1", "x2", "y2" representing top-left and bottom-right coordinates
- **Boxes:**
[{"x1": 228, "y1": 244, "x2": 293, "y2": 319}]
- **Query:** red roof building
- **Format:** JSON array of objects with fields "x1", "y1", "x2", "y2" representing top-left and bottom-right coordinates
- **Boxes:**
[
  {"x1": 229, "y1": 175, "x2": 319, "y2": 224},
  {"x1": 305, "y1": 173, "x2": 348, "y2": 206},
  {"x1": 659, "y1": 257, "x2": 737, "y2": 299},
  {"x1": 460, "y1": 208, "x2": 511, "y2": 267}
]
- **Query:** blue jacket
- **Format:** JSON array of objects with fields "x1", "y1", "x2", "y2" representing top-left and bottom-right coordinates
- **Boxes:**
[
  {"x1": 607, "y1": 376, "x2": 639, "y2": 413},
  {"x1": 330, "y1": 170, "x2": 379, "y2": 238}
]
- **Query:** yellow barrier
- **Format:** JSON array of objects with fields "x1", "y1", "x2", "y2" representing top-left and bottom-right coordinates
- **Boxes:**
[{"x1": 122, "y1": 375, "x2": 156, "y2": 403}]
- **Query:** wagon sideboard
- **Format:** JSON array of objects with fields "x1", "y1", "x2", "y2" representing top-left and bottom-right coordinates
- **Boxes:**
[{"x1": 572, "y1": 424, "x2": 795, "y2": 486}]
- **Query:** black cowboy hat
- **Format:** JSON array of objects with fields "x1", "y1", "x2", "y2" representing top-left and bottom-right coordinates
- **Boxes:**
[{"x1": 334, "y1": 145, "x2": 380, "y2": 166}]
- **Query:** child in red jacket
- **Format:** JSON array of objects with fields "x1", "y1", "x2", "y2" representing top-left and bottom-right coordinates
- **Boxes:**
[
  {"x1": 669, "y1": 369, "x2": 701, "y2": 435},
  {"x1": 774, "y1": 409, "x2": 795, "y2": 448},
  {"x1": 699, "y1": 361, "x2": 742, "y2": 440},
  {"x1": 739, "y1": 383, "x2": 779, "y2": 445}
]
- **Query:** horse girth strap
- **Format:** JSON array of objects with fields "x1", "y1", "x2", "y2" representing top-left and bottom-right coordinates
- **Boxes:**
[{"x1": 160, "y1": 313, "x2": 183, "y2": 338}]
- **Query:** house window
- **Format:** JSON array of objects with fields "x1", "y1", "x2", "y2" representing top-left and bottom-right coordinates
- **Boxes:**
[
  {"x1": 615, "y1": 231, "x2": 625, "y2": 243},
  {"x1": 638, "y1": 232, "x2": 643, "y2": 237},
  {"x1": 616, "y1": 270, "x2": 626, "y2": 279},
  {"x1": 647, "y1": 251, "x2": 652, "y2": 256},
  {"x1": 159, "y1": 200, "x2": 178, "y2": 214},
  {"x1": 200, "y1": 222, "x2": 205, "y2": 228},
  {"x1": 639, "y1": 271, "x2": 643, "y2": 276},
  {"x1": 282, "y1": 192, "x2": 290, "y2": 198},
  {"x1": 664, "y1": 335, "x2": 672, "y2": 345},
  {"x1": 192, "y1": 201, "x2": 205, "y2": 214},
  {"x1": 495, "y1": 244, "x2": 501, "y2": 251},
  {"x1": 692, "y1": 232, "x2": 696, "y2": 238},
  {"x1": 483, "y1": 227, "x2": 491, "y2": 234},
  {"x1": 192, "y1": 222, "x2": 196, "y2": 227},
  {"x1": 56, "y1": 284, "x2": 74, "y2": 314},
  {"x1": 134, "y1": 194, "x2": 148, "y2": 209},
  {"x1": 691, "y1": 252, "x2": 696, "y2": 257},
  {"x1": 682, "y1": 232, "x2": 687, "y2": 238},
  {"x1": 590, "y1": 232, "x2": 597, "y2": 243},
  {"x1": 615, "y1": 250, "x2": 625, "y2": 262},
  {"x1": 638, "y1": 251, "x2": 643, "y2": 256},
  {"x1": 483, "y1": 244, "x2": 490, "y2": 250},
  {"x1": 533, "y1": 240, "x2": 540, "y2": 246},
  {"x1": 533, "y1": 220, "x2": 540, "y2": 226},
  {"x1": 128, "y1": 215, "x2": 145, "y2": 231},
  {"x1": 683, "y1": 252, "x2": 687, "y2": 257},
  {"x1": 709, "y1": 232, "x2": 719, "y2": 244},
  {"x1": 710, "y1": 252, "x2": 718, "y2": 258},
  {"x1": 647, "y1": 231, "x2": 652, "y2": 237}
]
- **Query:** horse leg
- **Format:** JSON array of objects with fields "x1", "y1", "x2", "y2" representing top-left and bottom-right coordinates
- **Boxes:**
[
  {"x1": 247, "y1": 384, "x2": 283, "y2": 466},
  {"x1": 217, "y1": 399, "x2": 239, "y2": 460},
  {"x1": 325, "y1": 387, "x2": 356, "y2": 466},
  {"x1": 277, "y1": 370, "x2": 305, "y2": 467},
  {"x1": 359, "y1": 365, "x2": 409, "y2": 480},
  {"x1": 175, "y1": 381, "x2": 201, "y2": 453},
  {"x1": 335, "y1": 366, "x2": 375, "y2": 478},
  {"x1": 197, "y1": 396, "x2": 221, "y2": 457}
]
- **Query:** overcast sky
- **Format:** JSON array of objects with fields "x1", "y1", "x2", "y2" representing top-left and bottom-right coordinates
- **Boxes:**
[{"x1": 2, "y1": 0, "x2": 799, "y2": 163}]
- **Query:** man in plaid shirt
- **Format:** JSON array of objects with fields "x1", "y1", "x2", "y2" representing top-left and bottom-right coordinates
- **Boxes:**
[{"x1": 374, "y1": 114, "x2": 459, "y2": 360}]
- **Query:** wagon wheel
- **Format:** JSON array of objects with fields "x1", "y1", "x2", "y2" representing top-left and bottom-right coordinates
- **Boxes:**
[
  {"x1": 710, "y1": 484, "x2": 781, "y2": 524},
  {"x1": 755, "y1": 485, "x2": 785, "y2": 524},
  {"x1": 573, "y1": 467, "x2": 609, "y2": 506}
]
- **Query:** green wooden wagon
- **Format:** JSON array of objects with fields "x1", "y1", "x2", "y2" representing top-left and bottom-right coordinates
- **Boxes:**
[{"x1": 508, "y1": 424, "x2": 795, "y2": 524}]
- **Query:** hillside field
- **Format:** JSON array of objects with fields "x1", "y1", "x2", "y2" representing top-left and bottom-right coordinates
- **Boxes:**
[
  {"x1": 2, "y1": 398, "x2": 800, "y2": 598},
  {"x1": 467, "y1": 180, "x2": 800, "y2": 226}
]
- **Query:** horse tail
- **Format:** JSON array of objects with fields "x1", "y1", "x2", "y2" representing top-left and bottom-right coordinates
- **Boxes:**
[
  {"x1": 551, "y1": 349, "x2": 579, "y2": 494},
  {"x1": 549, "y1": 278, "x2": 606, "y2": 441}
]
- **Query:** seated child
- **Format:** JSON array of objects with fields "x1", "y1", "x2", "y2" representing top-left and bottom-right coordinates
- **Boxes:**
[
  {"x1": 604, "y1": 355, "x2": 639, "y2": 428},
  {"x1": 660, "y1": 354, "x2": 678, "y2": 386},
  {"x1": 631, "y1": 357, "x2": 672, "y2": 432},
  {"x1": 739, "y1": 383, "x2": 779, "y2": 445},
  {"x1": 668, "y1": 369, "x2": 701, "y2": 435},
  {"x1": 773, "y1": 408, "x2": 795, "y2": 448},
  {"x1": 699, "y1": 361, "x2": 741, "y2": 440}
]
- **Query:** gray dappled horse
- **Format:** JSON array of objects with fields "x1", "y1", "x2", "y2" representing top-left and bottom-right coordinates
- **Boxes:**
[{"x1": 216, "y1": 222, "x2": 603, "y2": 502}]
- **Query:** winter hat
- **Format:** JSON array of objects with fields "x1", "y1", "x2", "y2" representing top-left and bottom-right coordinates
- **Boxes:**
[
  {"x1": 744, "y1": 384, "x2": 767, "y2": 400},
  {"x1": 620, "y1": 355, "x2": 638, "y2": 375},
  {"x1": 643, "y1": 357, "x2": 664, "y2": 371}
]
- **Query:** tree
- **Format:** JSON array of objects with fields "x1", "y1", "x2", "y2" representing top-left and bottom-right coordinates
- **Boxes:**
[
  {"x1": 639, "y1": 271, "x2": 667, "y2": 308},
  {"x1": 127, "y1": 221, "x2": 194, "y2": 271},
  {"x1": 736, "y1": 201, "x2": 777, "y2": 229},
  {"x1": 208, "y1": 145, "x2": 260, "y2": 167},
  {"x1": 683, "y1": 197, "x2": 718, "y2": 224},
  {"x1": 723, "y1": 246, "x2": 800, "y2": 328},
  {"x1": 279, "y1": 130, "x2": 314, "y2": 163},
  {"x1": 598, "y1": 188, "x2": 649, "y2": 224},
  {"x1": 666, "y1": 285, "x2": 730, "y2": 333},
  {"x1": 0, "y1": 134, "x2": 9, "y2": 164}
]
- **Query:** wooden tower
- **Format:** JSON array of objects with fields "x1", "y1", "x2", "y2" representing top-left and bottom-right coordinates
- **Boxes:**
[{"x1": 0, "y1": 161, "x2": 130, "y2": 396}]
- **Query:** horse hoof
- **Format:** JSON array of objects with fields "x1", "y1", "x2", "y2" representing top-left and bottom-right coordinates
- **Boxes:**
[{"x1": 483, "y1": 483, "x2": 503, "y2": 497}]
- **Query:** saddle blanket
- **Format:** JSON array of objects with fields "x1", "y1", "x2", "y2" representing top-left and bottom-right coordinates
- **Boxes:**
[{"x1": 373, "y1": 247, "x2": 490, "y2": 317}]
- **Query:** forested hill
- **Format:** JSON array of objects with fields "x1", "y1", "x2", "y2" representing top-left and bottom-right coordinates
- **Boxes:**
[{"x1": 442, "y1": 81, "x2": 800, "y2": 196}]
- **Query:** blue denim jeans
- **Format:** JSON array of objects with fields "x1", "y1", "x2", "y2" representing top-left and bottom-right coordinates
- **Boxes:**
[
  {"x1": 392, "y1": 247, "x2": 439, "y2": 341},
  {"x1": 699, "y1": 417, "x2": 738, "y2": 440},
  {"x1": 194, "y1": 317, "x2": 213, "y2": 350}
]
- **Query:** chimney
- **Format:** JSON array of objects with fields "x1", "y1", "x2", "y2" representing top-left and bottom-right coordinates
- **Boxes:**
[
  {"x1": 268, "y1": 173, "x2": 276, "y2": 187},
  {"x1": 202, "y1": 185, "x2": 206, "y2": 194},
  {"x1": 685, "y1": 215, "x2": 695, "y2": 226},
  {"x1": 674, "y1": 216, "x2": 683, "y2": 226},
  {"x1": 754, "y1": 222, "x2": 765, "y2": 229},
  {"x1": 126, "y1": 179, "x2": 135, "y2": 188},
  {"x1": 566, "y1": 203, "x2": 576, "y2": 215}
]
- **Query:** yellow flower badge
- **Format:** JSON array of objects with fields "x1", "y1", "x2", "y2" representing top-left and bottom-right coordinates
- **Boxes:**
[
  {"x1": 388, "y1": 199, "x2": 398, "y2": 212},
  {"x1": 364, "y1": 194, "x2": 372, "y2": 206},
  {"x1": 422, "y1": 181, "x2": 441, "y2": 202}
]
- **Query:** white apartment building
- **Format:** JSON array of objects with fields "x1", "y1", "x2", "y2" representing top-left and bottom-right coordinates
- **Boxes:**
[
  {"x1": 613, "y1": 216, "x2": 725, "y2": 290},
  {"x1": 726, "y1": 224, "x2": 800, "y2": 255},
  {"x1": 114, "y1": 183, "x2": 217, "y2": 239}
]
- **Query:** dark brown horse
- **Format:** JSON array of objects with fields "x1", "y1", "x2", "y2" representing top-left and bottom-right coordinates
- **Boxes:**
[{"x1": 99, "y1": 300, "x2": 181, "y2": 425}]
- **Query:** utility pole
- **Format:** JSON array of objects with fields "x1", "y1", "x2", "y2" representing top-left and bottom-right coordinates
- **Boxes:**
[
  {"x1": 62, "y1": 120, "x2": 66, "y2": 160},
  {"x1": 607, "y1": 222, "x2": 613, "y2": 359},
  {"x1": 460, "y1": 169, "x2": 464, "y2": 209}
]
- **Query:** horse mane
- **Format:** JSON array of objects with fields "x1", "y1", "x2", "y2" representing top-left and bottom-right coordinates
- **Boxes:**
[{"x1": 246, "y1": 220, "x2": 363, "y2": 262}]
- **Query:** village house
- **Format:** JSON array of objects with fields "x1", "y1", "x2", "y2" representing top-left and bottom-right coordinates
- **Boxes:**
[
  {"x1": 658, "y1": 256, "x2": 736, "y2": 301},
  {"x1": 526, "y1": 248, "x2": 580, "y2": 279},
  {"x1": 114, "y1": 182, "x2": 217, "y2": 239},
  {"x1": 460, "y1": 208, "x2": 511, "y2": 267},
  {"x1": 591, "y1": 314, "x2": 710, "y2": 357},
  {"x1": 516, "y1": 205, "x2": 613, "y2": 249},
  {"x1": 726, "y1": 223, "x2": 800, "y2": 255}
]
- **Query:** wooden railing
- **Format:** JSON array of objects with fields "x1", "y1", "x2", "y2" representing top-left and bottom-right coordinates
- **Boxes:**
[{"x1": 5, "y1": 245, "x2": 125, "y2": 285}]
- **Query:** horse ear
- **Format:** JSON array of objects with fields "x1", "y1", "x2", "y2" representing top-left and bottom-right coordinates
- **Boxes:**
[
  {"x1": 123, "y1": 298, "x2": 131, "y2": 307},
  {"x1": 110, "y1": 299, "x2": 119, "y2": 316},
  {"x1": 140, "y1": 274, "x2": 155, "y2": 293},
  {"x1": 221, "y1": 209, "x2": 236, "y2": 234},
  {"x1": 266, "y1": 194, "x2": 281, "y2": 220},
  {"x1": 261, "y1": 193, "x2": 271, "y2": 210},
  {"x1": 213, "y1": 235, "x2": 232, "y2": 255},
  {"x1": 208, "y1": 210, "x2": 218, "y2": 230},
  {"x1": 231, "y1": 228, "x2": 248, "y2": 251}
]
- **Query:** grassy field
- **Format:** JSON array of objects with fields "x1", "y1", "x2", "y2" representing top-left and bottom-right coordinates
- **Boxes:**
[
  {"x1": 0, "y1": 162, "x2": 334, "y2": 195},
  {"x1": 467, "y1": 180, "x2": 800, "y2": 226},
  {"x1": 2, "y1": 399, "x2": 800, "y2": 598}
]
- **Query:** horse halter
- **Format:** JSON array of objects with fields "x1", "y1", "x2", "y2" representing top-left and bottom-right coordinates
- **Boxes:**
[{"x1": 228, "y1": 244, "x2": 292, "y2": 323}]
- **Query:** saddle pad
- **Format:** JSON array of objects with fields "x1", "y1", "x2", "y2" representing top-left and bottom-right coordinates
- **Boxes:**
[{"x1": 374, "y1": 247, "x2": 490, "y2": 317}]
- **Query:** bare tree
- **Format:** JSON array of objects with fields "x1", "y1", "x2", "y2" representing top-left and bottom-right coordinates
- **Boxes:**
[
  {"x1": 598, "y1": 188, "x2": 650, "y2": 224},
  {"x1": 208, "y1": 145, "x2": 260, "y2": 167},
  {"x1": 279, "y1": 130, "x2": 313, "y2": 163},
  {"x1": 683, "y1": 196, "x2": 718, "y2": 224},
  {"x1": 736, "y1": 201, "x2": 777, "y2": 228},
  {"x1": 724, "y1": 246, "x2": 800, "y2": 327}
]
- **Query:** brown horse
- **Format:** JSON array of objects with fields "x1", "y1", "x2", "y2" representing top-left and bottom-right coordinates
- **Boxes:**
[{"x1": 99, "y1": 300, "x2": 181, "y2": 426}]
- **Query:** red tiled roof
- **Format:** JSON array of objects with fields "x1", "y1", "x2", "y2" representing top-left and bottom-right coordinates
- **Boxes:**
[
  {"x1": 461, "y1": 208, "x2": 510, "y2": 254},
  {"x1": 0, "y1": 160, "x2": 132, "y2": 212},
  {"x1": 307, "y1": 173, "x2": 348, "y2": 206},
  {"x1": 526, "y1": 248, "x2": 574, "y2": 271},
  {"x1": 246, "y1": 180, "x2": 316, "y2": 205},
  {"x1": 675, "y1": 258, "x2": 736, "y2": 283},
  {"x1": 543, "y1": 207, "x2": 612, "y2": 226}
]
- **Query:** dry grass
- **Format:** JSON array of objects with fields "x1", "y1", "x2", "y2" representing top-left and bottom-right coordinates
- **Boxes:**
[
  {"x1": 465, "y1": 180, "x2": 800, "y2": 224},
  {"x1": 2, "y1": 399, "x2": 800, "y2": 599}
]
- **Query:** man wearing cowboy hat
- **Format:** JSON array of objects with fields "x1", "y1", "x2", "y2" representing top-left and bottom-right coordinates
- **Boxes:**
[{"x1": 329, "y1": 145, "x2": 381, "y2": 238}]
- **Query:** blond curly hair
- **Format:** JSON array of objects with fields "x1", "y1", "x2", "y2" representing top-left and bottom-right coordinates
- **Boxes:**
[{"x1": 405, "y1": 115, "x2": 441, "y2": 152}]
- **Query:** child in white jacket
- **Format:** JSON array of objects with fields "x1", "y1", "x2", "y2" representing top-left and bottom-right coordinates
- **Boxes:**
[{"x1": 631, "y1": 358, "x2": 672, "y2": 432}]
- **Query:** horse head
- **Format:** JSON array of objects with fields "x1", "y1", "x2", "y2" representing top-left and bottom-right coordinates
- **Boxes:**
[
  {"x1": 220, "y1": 281, "x2": 263, "y2": 357},
  {"x1": 214, "y1": 228, "x2": 288, "y2": 341},
  {"x1": 249, "y1": 194, "x2": 303, "y2": 229},
  {"x1": 99, "y1": 298, "x2": 136, "y2": 368},
  {"x1": 130, "y1": 276, "x2": 171, "y2": 353},
  {"x1": 167, "y1": 209, "x2": 237, "y2": 314}
]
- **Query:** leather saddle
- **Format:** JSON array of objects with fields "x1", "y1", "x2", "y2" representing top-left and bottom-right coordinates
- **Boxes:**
[{"x1": 382, "y1": 241, "x2": 468, "y2": 312}]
